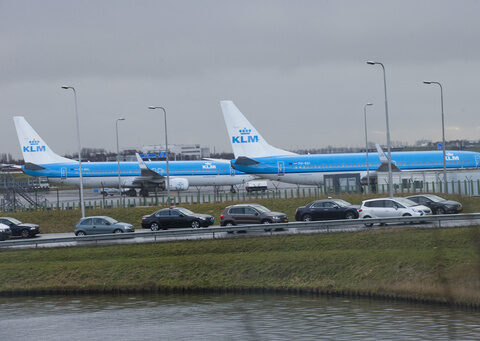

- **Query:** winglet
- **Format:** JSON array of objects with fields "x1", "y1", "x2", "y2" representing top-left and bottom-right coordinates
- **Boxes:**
[{"x1": 375, "y1": 144, "x2": 388, "y2": 163}]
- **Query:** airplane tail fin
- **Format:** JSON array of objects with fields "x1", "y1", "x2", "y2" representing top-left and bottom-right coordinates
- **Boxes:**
[
  {"x1": 220, "y1": 100, "x2": 296, "y2": 158},
  {"x1": 13, "y1": 116, "x2": 74, "y2": 165}
]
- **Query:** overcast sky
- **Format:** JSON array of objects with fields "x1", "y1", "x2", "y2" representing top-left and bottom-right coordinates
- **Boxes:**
[{"x1": 1, "y1": 0, "x2": 480, "y2": 158}]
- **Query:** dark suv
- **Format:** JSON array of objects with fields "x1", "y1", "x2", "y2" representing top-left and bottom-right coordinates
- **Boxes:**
[
  {"x1": 406, "y1": 194, "x2": 462, "y2": 215},
  {"x1": 220, "y1": 203, "x2": 288, "y2": 226},
  {"x1": 142, "y1": 206, "x2": 214, "y2": 230}
]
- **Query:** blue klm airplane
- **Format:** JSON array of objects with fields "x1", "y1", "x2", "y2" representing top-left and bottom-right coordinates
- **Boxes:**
[
  {"x1": 220, "y1": 101, "x2": 480, "y2": 186},
  {"x1": 14, "y1": 116, "x2": 255, "y2": 195}
]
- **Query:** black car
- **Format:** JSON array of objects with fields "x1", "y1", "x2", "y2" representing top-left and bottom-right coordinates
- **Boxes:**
[
  {"x1": 295, "y1": 199, "x2": 359, "y2": 221},
  {"x1": 142, "y1": 207, "x2": 214, "y2": 230},
  {"x1": 406, "y1": 194, "x2": 462, "y2": 215},
  {"x1": 0, "y1": 217, "x2": 40, "y2": 238}
]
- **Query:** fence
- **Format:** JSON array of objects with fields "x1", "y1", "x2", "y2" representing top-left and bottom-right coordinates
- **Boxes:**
[{"x1": 3, "y1": 179, "x2": 480, "y2": 213}]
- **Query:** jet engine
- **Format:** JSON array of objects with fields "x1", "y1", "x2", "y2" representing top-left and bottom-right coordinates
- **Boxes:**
[{"x1": 167, "y1": 178, "x2": 189, "y2": 191}]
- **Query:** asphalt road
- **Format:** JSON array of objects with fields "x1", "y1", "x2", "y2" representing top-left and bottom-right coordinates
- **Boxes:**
[{"x1": 4, "y1": 216, "x2": 479, "y2": 249}]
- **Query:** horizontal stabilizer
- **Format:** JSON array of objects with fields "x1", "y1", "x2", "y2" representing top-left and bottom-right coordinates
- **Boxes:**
[
  {"x1": 234, "y1": 156, "x2": 260, "y2": 166},
  {"x1": 24, "y1": 162, "x2": 46, "y2": 171}
]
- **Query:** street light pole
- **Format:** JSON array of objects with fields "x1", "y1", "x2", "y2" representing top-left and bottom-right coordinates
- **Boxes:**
[
  {"x1": 367, "y1": 61, "x2": 393, "y2": 198},
  {"x1": 364, "y1": 103, "x2": 373, "y2": 194},
  {"x1": 423, "y1": 81, "x2": 447, "y2": 192},
  {"x1": 115, "y1": 117, "x2": 125, "y2": 200},
  {"x1": 148, "y1": 106, "x2": 170, "y2": 205},
  {"x1": 61, "y1": 86, "x2": 85, "y2": 218}
]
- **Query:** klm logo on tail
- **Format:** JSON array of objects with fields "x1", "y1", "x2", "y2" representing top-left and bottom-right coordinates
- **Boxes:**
[
  {"x1": 23, "y1": 139, "x2": 46, "y2": 153},
  {"x1": 232, "y1": 128, "x2": 259, "y2": 144}
]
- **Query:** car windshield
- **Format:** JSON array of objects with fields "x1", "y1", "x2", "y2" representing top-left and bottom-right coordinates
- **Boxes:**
[
  {"x1": 103, "y1": 216, "x2": 118, "y2": 224},
  {"x1": 422, "y1": 194, "x2": 446, "y2": 203},
  {"x1": 332, "y1": 199, "x2": 351, "y2": 207},
  {"x1": 395, "y1": 198, "x2": 418, "y2": 207},
  {"x1": 7, "y1": 218, "x2": 22, "y2": 225},
  {"x1": 252, "y1": 205, "x2": 271, "y2": 213},
  {"x1": 177, "y1": 208, "x2": 194, "y2": 216}
]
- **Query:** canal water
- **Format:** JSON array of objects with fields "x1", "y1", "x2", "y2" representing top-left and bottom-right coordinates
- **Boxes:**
[{"x1": 0, "y1": 294, "x2": 478, "y2": 340}]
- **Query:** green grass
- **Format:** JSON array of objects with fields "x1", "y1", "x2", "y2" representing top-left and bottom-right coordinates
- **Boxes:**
[
  {"x1": 1, "y1": 226, "x2": 479, "y2": 305},
  {"x1": 5, "y1": 193, "x2": 479, "y2": 234}
]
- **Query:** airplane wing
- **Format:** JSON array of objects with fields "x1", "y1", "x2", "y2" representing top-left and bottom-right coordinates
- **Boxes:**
[
  {"x1": 131, "y1": 153, "x2": 166, "y2": 187},
  {"x1": 375, "y1": 144, "x2": 401, "y2": 172},
  {"x1": 202, "y1": 158, "x2": 231, "y2": 164}
]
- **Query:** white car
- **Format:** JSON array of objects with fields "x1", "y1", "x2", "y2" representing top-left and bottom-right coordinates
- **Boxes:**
[
  {"x1": 359, "y1": 197, "x2": 432, "y2": 226},
  {"x1": 0, "y1": 223, "x2": 12, "y2": 241}
]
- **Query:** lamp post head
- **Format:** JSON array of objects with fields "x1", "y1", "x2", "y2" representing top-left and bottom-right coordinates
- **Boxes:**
[
  {"x1": 366, "y1": 61, "x2": 376, "y2": 65},
  {"x1": 148, "y1": 106, "x2": 157, "y2": 109},
  {"x1": 117, "y1": 117, "x2": 125, "y2": 121},
  {"x1": 366, "y1": 102, "x2": 373, "y2": 106},
  {"x1": 61, "y1": 85, "x2": 73, "y2": 90},
  {"x1": 423, "y1": 81, "x2": 432, "y2": 84}
]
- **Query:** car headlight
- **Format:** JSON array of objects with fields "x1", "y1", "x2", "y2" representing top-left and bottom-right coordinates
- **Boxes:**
[
  {"x1": 30, "y1": 227, "x2": 36, "y2": 230},
  {"x1": 272, "y1": 216, "x2": 280, "y2": 220}
]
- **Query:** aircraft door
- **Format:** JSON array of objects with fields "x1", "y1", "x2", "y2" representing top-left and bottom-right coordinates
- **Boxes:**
[
  {"x1": 230, "y1": 165, "x2": 235, "y2": 176},
  {"x1": 277, "y1": 161, "x2": 285, "y2": 176},
  {"x1": 61, "y1": 167, "x2": 67, "y2": 180}
]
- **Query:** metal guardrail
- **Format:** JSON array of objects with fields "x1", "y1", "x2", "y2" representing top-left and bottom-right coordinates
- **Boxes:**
[{"x1": 1, "y1": 213, "x2": 480, "y2": 249}]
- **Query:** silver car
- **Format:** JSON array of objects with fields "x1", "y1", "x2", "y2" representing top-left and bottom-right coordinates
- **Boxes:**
[{"x1": 75, "y1": 216, "x2": 134, "y2": 236}]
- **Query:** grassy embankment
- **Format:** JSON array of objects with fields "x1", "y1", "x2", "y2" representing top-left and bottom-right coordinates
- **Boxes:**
[
  {"x1": 0, "y1": 226, "x2": 479, "y2": 307},
  {"x1": 6, "y1": 193, "x2": 479, "y2": 234}
]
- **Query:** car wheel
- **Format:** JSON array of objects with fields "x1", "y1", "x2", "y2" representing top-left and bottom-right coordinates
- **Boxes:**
[
  {"x1": 302, "y1": 214, "x2": 312, "y2": 222},
  {"x1": 435, "y1": 207, "x2": 445, "y2": 215},
  {"x1": 191, "y1": 220, "x2": 200, "y2": 229},
  {"x1": 402, "y1": 213, "x2": 412, "y2": 225},
  {"x1": 21, "y1": 229, "x2": 30, "y2": 238},
  {"x1": 76, "y1": 231, "x2": 86, "y2": 236},
  {"x1": 225, "y1": 221, "x2": 235, "y2": 226},
  {"x1": 150, "y1": 223, "x2": 160, "y2": 231},
  {"x1": 113, "y1": 229, "x2": 123, "y2": 234},
  {"x1": 363, "y1": 216, "x2": 373, "y2": 227},
  {"x1": 345, "y1": 212, "x2": 355, "y2": 219}
]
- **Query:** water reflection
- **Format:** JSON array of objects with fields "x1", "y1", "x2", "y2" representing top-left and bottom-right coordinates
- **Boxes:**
[{"x1": 0, "y1": 294, "x2": 479, "y2": 340}]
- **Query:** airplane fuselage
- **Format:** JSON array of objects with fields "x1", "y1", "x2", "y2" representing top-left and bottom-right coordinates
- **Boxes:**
[
  {"x1": 24, "y1": 160, "x2": 255, "y2": 188},
  {"x1": 232, "y1": 150, "x2": 480, "y2": 185}
]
